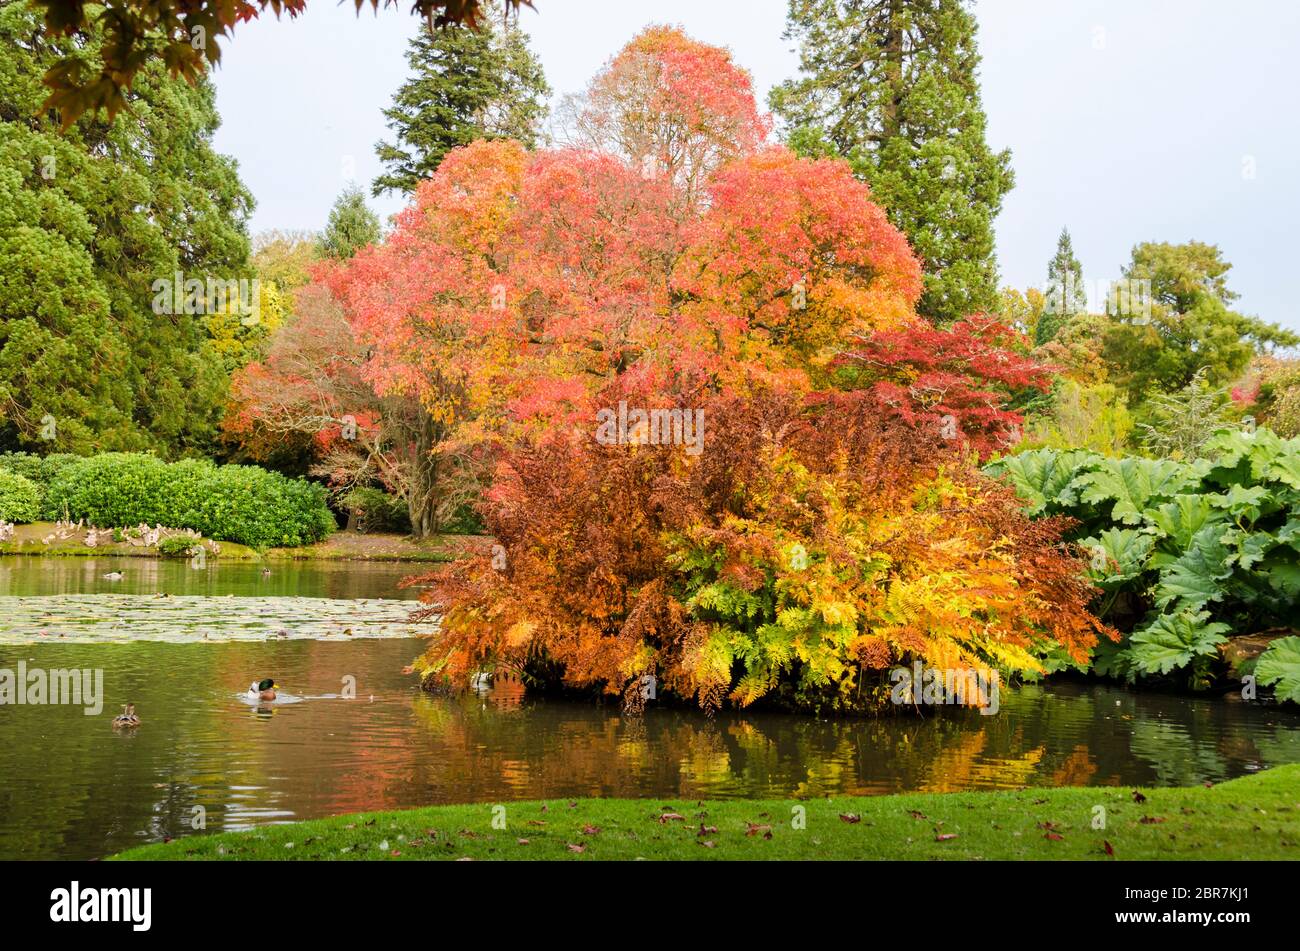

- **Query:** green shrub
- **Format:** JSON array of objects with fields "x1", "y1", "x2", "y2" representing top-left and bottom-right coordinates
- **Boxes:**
[
  {"x1": 42, "y1": 453, "x2": 336, "y2": 548},
  {"x1": 343, "y1": 486, "x2": 411, "y2": 534},
  {"x1": 157, "y1": 535, "x2": 201, "y2": 557},
  {"x1": 986, "y1": 428, "x2": 1300, "y2": 697},
  {"x1": 0, "y1": 470, "x2": 42, "y2": 523},
  {"x1": 0, "y1": 452, "x2": 81, "y2": 486}
]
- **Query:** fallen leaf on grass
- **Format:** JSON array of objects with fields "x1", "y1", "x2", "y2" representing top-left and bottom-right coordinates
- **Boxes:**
[
  {"x1": 908, "y1": 810, "x2": 928, "y2": 820},
  {"x1": 581, "y1": 824, "x2": 602, "y2": 836},
  {"x1": 1139, "y1": 816, "x2": 1167, "y2": 825},
  {"x1": 697, "y1": 824, "x2": 718, "y2": 837},
  {"x1": 567, "y1": 843, "x2": 586, "y2": 854},
  {"x1": 1103, "y1": 840, "x2": 1115, "y2": 857},
  {"x1": 1043, "y1": 832, "x2": 1064, "y2": 841},
  {"x1": 658, "y1": 812, "x2": 685, "y2": 823},
  {"x1": 517, "y1": 838, "x2": 530, "y2": 845},
  {"x1": 746, "y1": 823, "x2": 772, "y2": 837},
  {"x1": 698, "y1": 840, "x2": 716, "y2": 848},
  {"x1": 935, "y1": 833, "x2": 958, "y2": 842},
  {"x1": 839, "y1": 813, "x2": 861, "y2": 824}
]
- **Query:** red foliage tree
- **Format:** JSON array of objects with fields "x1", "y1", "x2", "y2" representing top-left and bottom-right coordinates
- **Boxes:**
[{"x1": 836, "y1": 314, "x2": 1054, "y2": 458}]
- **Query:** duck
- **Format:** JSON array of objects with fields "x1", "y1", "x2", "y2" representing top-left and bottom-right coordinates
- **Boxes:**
[
  {"x1": 248, "y1": 679, "x2": 278, "y2": 702},
  {"x1": 261, "y1": 567, "x2": 272, "y2": 577},
  {"x1": 112, "y1": 704, "x2": 141, "y2": 728},
  {"x1": 103, "y1": 571, "x2": 124, "y2": 581}
]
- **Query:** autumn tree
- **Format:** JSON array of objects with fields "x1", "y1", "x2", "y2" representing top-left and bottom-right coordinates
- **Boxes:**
[
  {"x1": 374, "y1": 0, "x2": 550, "y2": 195},
  {"x1": 558, "y1": 25, "x2": 770, "y2": 212},
  {"x1": 771, "y1": 0, "x2": 1013, "y2": 323},
  {"x1": 224, "y1": 283, "x2": 472, "y2": 534}
]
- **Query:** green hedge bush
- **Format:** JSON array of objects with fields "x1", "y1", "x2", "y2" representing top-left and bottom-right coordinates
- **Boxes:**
[
  {"x1": 42, "y1": 453, "x2": 336, "y2": 548},
  {"x1": 0, "y1": 470, "x2": 42, "y2": 523}
]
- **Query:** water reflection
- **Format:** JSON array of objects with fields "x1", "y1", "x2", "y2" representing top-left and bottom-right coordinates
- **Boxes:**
[
  {"x1": 0, "y1": 638, "x2": 1297, "y2": 859},
  {"x1": 0, "y1": 555, "x2": 427, "y2": 600}
]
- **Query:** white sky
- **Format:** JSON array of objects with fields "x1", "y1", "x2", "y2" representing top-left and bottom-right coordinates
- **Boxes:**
[{"x1": 212, "y1": 0, "x2": 1300, "y2": 331}]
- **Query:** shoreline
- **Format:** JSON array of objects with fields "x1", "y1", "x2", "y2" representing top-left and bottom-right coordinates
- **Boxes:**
[
  {"x1": 108, "y1": 765, "x2": 1300, "y2": 861},
  {"x1": 0, "y1": 522, "x2": 469, "y2": 563}
]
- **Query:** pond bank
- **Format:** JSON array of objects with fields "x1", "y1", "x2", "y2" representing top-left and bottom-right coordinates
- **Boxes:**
[
  {"x1": 110, "y1": 764, "x2": 1300, "y2": 860},
  {"x1": 0, "y1": 522, "x2": 466, "y2": 563}
]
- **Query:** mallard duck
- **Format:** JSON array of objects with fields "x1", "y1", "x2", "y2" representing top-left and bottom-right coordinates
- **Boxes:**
[
  {"x1": 261, "y1": 568, "x2": 272, "y2": 577},
  {"x1": 248, "y1": 679, "x2": 277, "y2": 702},
  {"x1": 112, "y1": 704, "x2": 140, "y2": 728}
]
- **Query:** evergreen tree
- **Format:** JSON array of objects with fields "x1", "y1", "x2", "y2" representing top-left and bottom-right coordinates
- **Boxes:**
[
  {"x1": 1036, "y1": 226, "x2": 1087, "y2": 345},
  {"x1": 771, "y1": 0, "x2": 1013, "y2": 323},
  {"x1": 319, "y1": 186, "x2": 382, "y2": 260},
  {"x1": 373, "y1": 7, "x2": 550, "y2": 195},
  {"x1": 0, "y1": 3, "x2": 252, "y2": 456}
]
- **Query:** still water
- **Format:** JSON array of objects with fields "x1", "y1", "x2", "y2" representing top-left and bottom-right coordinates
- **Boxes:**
[{"x1": 0, "y1": 557, "x2": 1297, "y2": 860}]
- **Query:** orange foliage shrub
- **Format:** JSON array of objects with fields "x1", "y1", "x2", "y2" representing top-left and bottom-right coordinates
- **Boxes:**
[{"x1": 411, "y1": 388, "x2": 1114, "y2": 711}]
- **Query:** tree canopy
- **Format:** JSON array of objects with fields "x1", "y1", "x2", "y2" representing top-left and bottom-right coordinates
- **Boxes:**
[
  {"x1": 374, "y1": 0, "x2": 549, "y2": 195},
  {"x1": 1, "y1": 2, "x2": 253, "y2": 455},
  {"x1": 771, "y1": 0, "x2": 1014, "y2": 323},
  {"x1": 29, "y1": 0, "x2": 531, "y2": 125}
]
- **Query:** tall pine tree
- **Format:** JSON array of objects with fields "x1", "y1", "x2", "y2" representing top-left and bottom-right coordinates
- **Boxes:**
[
  {"x1": 373, "y1": 5, "x2": 550, "y2": 195},
  {"x1": 1036, "y1": 226, "x2": 1087, "y2": 345},
  {"x1": 771, "y1": 0, "x2": 1013, "y2": 323}
]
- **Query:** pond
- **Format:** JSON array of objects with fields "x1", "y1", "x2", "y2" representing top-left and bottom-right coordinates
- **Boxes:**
[{"x1": 0, "y1": 556, "x2": 1298, "y2": 860}]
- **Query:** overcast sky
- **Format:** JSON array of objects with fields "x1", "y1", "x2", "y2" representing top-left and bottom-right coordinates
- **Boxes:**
[{"x1": 211, "y1": 0, "x2": 1300, "y2": 331}]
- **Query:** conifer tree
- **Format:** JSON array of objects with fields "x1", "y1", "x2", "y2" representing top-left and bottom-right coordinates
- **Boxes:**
[
  {"x1": 373, "y1": 5, "x2": 550, "y2": 195},
  {"x1": 771, "y1": 0, "x2": 1013, "y2": 323},
  {"x1": 1036, "y1": 226, "x2": 1087, "y2": 345},
  {"x1": 319, "y1": 186, "x2": 382, "y2": 261}
]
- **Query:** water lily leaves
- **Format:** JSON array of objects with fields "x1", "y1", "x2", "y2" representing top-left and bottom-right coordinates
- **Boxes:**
[
  {"x1": 1075, "y1": 457, "x2": 1196, "y2": 525},
  {"x1": 1129, "y1": 611, "x2": 1231, "y2": 676},
  {"x1": 1255, "y1": 636, "x2": 1300, "y2": 704}
]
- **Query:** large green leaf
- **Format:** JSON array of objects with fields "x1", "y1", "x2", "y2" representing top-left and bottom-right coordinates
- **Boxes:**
[
  {"x1": 1075, "y1": 457, "x2": 1196, "y2": 525},
  {"x1": 1255, "y1": 636, "x2": 1300, "y2": 704},
  {"x1": 984, "y1": 448, "x2": 1095, "y2": 516},
  {"x1": 1079, "y1": 528, "x2": 1152, "y2": 586},
  {"x1": 1202, "y1": 428, "x2": 1284, "y2": 485},
  {"x1": 1128, "y1": 611, "x2": 1231, "y2": 676},
  {"x1": 1208, "y1": 483, "x2": 1271, "y2": 522},
  {"x1": 1147, "y1": 494, "x2": 1223, "y2": 551},
  {"x1": 1154, "y1": 524, "x2": 1232, "y2": 611}
]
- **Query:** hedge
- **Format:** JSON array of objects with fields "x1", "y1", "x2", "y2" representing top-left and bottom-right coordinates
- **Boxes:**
[
  {"x1": 40, "y1": 453, "x2": 336, "y2": 548},
  {"x1": 0, "y1": 470, "x2": 42, "y2": 523}
]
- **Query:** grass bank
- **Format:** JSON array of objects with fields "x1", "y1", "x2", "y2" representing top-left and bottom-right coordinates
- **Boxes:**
[
  {"x1": 111, "y1": 764, "x2": 1300, "y2": 861},
  {"x1": 0, "y1": 522, "x2": 462, "y2": 563}
]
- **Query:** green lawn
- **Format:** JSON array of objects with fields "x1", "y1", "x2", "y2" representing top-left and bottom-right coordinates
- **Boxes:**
[{"x1": 111, "y1": 764, "x2": 1300, "y2": 861}]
